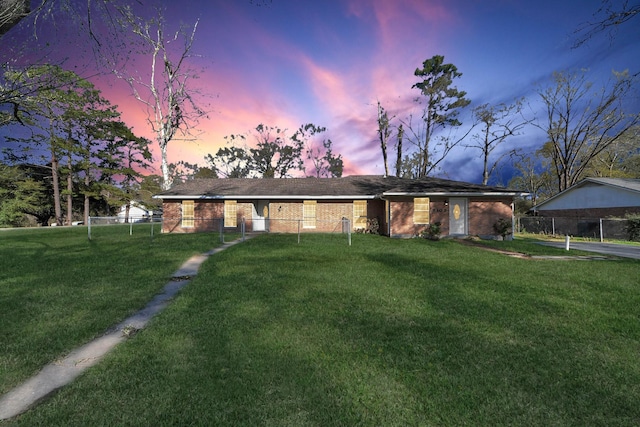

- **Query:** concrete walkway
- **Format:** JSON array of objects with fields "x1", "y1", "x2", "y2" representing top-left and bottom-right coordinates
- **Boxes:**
[
  {"x1": 0, "y1": 237, "x2": 247, "y2": 421},
  {"x1": 538, "y1": 241, "x2": 640, "y2": 260}
]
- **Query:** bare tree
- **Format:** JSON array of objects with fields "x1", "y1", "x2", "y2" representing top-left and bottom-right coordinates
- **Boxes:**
[
  {"x1": 0, "y1": 0, "x2": 29, "y2": 36},
  {"x1": 247, "y1": 124, "x2": 304, "y2": 178},
  {"x1": 535, "y1": 69, "x2": 639, "y2": 192},
  {"x1": 112, "y1": 8, "x2": 206, "y2": 190},
  {"x1": 205, "y1": 140, "x2": 251, "y2": 179},
  {"x1": 395, "y1": 124, "x2": 403, "y2": 177},
  {"x1": 573, "y1": 0, "x2": 640, "y2": 48},
  {"x1": 465, "y1": 99, "x2": 529, "y2": 185},
  {"x1": 399, "y1": 112, "x2": 473, "y2": 178},
  {"x1": 583, "y1": 125, "x2": 640, "y2": 177},
  {"x1": 305, "y1": 139, "x2": 343, "y2": 178},
  {"x1": 508, "y1": 153, "x2": 555, "y2": 206},
  {"x1": 376, "y1": 101, "x2": 392, "y2": 177},
  {"x1": 292, "y1": 123, "x2": 343, "y2": 178}
]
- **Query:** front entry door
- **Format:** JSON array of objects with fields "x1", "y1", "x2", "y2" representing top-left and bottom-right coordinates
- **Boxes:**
[
  {"x1": 253, "y1": 201, "x2": 269, "y2": 232},
  {"x1": 449, "y1": 198, "x2": 468, "y2": 236}
]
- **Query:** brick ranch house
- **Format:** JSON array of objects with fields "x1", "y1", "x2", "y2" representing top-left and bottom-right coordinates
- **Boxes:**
[{"x1": 155, "y1": 175, "x2": 523, "y2": 238}]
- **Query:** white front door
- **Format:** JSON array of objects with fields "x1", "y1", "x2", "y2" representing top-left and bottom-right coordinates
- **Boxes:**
[
  {"x1": 449, "y1": 198, "x2": 468, "y2": 236},
  {"x1": 252, "y1": 201, "x2": 269, "y2": 231}
]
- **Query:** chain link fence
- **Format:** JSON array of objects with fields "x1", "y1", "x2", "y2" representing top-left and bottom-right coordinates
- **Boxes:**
[
  {"x1": 154, "y1": 216, "x2": 354, "y2": 245},
  {"x1": 87, "y1": 216, "x2": 163, "y2": 241},
  {"x1": 517, "y1": 216, "x2": 631, "y2": 241}
]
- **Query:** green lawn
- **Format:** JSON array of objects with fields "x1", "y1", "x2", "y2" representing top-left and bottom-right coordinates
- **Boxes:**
[
  {"x1": 0, "y1": 225, "x2": 234, "y2": 396},
  {"x1": 3, "y1": 233, "x2": 640, "y2": 426}
]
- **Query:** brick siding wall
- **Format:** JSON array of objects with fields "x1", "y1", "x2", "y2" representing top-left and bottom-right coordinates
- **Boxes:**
[
  {"x1": 468, "y1": 199, "x2": 513, "y2": 237},
  {"x1": 389, "y1": 198, "x2": 449, "y2": 237},
  {"x1": 161, "y1": 200, "x2": 248, "y2": 233},
  {"x1": 161, "y1": 197, "x2": 514, "y2": 237},
  {"x1": 388, "y1": 197, "x2": 512, "y2": 238},
  {"x1": 430, "y1": 200, "x2": 449, "y2": 235},
  {"x1": 268, "y1": 200, "x2": 357, "y2": 233}
]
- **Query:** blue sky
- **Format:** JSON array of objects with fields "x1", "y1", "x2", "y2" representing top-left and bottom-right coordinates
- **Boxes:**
[{"x1": 2, "y1": 0, "x2": 639, "y2": 183}]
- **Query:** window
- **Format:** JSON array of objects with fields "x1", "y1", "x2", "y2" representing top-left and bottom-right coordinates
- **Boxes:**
[
  {"x1": 414, "y1": 197, "x2": 430, "y2": 224},
  {"x1": 181, "y1": 200, "x2": 194, "y2": 228},
  {"x1": 303, "y1": 200, "x2": 316, "y2": 228},
  {"x1": 224, "y1": 200, "x2": 237, "y2": 228},
  {"x1": 353, "y1": 200, "x2": 367, "y2": 229}
]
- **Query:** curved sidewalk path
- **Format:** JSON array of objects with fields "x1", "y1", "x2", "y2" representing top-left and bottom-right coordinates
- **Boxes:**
[{"x1": 0, "y1": 237, "x2": 247, "y2": 421}]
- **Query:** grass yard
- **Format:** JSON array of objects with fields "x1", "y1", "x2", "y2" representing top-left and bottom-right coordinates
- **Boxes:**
[
  {"x1": 3, "y1": 233, "x2": 640, "y2": 426},
  {"x1": 0, "y1": 225, "x2": 235, "y2": 397}
]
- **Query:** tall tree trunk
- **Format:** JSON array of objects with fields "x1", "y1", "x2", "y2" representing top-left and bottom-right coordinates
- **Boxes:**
[
  {"x1": 67, "y1": 169, "x2": 73, "y2": 225},
  {"x1": 481, "y1": 126, "x2": 490, "y2": 185},
  {"x1": 66, "y1": 154, "x2": 73, "y2": 225},
  {"x1": 84, "y1": 173, "x2": 90, "y2": 225},
  {"x1": 160, "y1": 142, "x2": 172, "y2": 190},
  {"x1": 396, "y1": 124, "x2": 403, "y2": 177},
  {"x1": 381, "y1": 147, "x2": 389, "y2": 177},
  {"x1": 482, "y1": 149, "x2": 489, "y2": 185},
  {"x1": 51, "y1": 151, "x2": 62, "y2": 226}
]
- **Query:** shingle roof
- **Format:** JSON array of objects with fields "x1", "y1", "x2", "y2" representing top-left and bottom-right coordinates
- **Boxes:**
[
  {"x1": 532, "y1": 177, "x2": 640, "y2": 210},
  {"x1": 156, "y1": 175, "x2": 522, "y2": 199},
  {"x1": 585, "y1": 178, "x2": 640, "y2": 193}
]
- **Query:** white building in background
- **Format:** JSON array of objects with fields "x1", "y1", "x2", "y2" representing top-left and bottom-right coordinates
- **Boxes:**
[{"x1": 117, "y1": 201, "x2": 155, "y2": 223}]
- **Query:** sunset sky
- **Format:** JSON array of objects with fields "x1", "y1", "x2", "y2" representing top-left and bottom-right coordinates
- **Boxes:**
[{"x1": 2, "y1": 0, "x2": 640, "y2": 184}]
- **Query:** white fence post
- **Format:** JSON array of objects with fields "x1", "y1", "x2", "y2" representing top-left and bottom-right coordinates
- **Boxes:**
[
  {"x1": 88, "y1": 216, "x2": 92, "y2": 240},
  {"x1": 599, "y1": 218, "x2": 604, "y2": 242}
]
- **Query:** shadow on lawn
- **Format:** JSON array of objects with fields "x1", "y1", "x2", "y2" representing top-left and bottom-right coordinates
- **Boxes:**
[
  {"x1": 152, "y1": 245, "x2": 637, "y2": 425},
  {"x1": 13, "y1": 236, "x2": 638, "y2": 425},
  {"x1": 350, "y1": 250, "x2": 639, "y2": 424}
]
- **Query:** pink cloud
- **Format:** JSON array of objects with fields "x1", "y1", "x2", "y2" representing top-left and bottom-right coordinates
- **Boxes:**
[{"x1": 87, "y1": 0, "x2": 465, "y2": 178}]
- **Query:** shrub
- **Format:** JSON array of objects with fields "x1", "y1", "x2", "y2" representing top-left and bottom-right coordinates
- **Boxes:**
[
  {"x1": 625, "y1": 214, "x2": 640, "y2": 241},
  {"x1": 420, "y1": 222, "x2": 441, "y2": 240},
  {"x1": 493, "y1": 218, "x2": 512, "y2": 238}
]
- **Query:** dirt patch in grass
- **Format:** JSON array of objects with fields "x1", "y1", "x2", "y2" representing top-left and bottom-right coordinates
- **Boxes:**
[{"x1": 457, "y1": 239, "x2": 611, "y2": 260}]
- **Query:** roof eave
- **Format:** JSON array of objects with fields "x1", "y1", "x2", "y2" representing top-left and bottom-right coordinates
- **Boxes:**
[
  {"x1": 585, "y1": 178, "x2": 640, "y2": 195},
  {"x1": 155, "y1": 194, "x2": 380, "y2": 200},
  {"x1": 382, "y1": 191, "x2": 525, "y2": 197}
]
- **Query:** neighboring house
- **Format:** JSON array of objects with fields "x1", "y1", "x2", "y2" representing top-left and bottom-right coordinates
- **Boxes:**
[
  {"x1": 532, "y1": 178, "x2": 640, "y2": 218},
  {"x1": 117, "y1": 201, "x2": 156, "y2": 223},
  {"x1": 155, "y1": 175, "x2": 523, "y2": 238}
]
